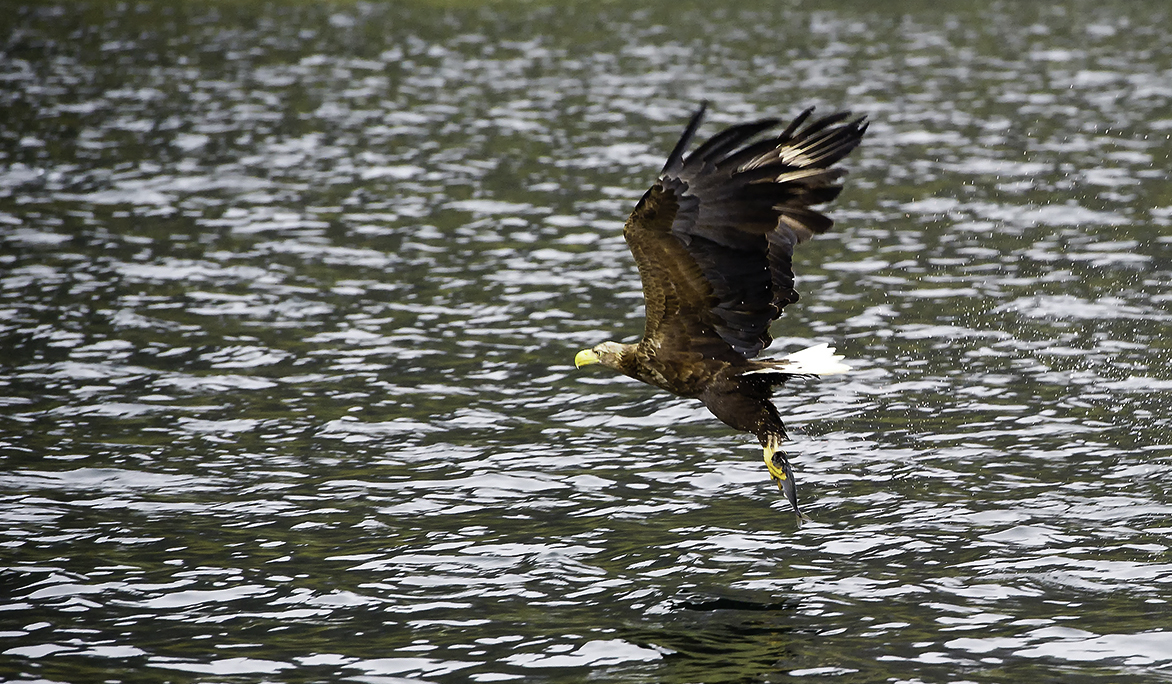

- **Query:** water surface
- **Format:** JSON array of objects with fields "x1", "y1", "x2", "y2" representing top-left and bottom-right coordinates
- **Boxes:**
[{"x1": 3, "y1": 1, "x2": 1172, "y2": 682}]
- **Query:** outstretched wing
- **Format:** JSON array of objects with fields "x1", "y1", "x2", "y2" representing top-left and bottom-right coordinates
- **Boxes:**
[{"x1": 623, "y1": 103, "x2": 867, "y2": 361}]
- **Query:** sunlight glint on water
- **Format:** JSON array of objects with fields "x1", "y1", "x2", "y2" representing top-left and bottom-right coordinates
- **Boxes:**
[{"x1": 1, "y1": 2, "x2": 1171, "y2": 682}]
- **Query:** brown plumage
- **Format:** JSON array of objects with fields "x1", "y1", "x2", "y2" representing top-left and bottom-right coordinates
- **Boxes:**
[{"x1": 574, "y1": 103, "x2": 867, "y2": 519}]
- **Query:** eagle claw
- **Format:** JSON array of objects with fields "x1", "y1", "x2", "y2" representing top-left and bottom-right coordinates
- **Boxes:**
[{"x1": 764, "y1": 440, "x2": 809, "y2": 524}]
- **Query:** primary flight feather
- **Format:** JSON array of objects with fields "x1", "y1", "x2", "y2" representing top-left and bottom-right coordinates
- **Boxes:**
[{"x1": 574, "y1": 103, "x2": 867, "y2": 519}]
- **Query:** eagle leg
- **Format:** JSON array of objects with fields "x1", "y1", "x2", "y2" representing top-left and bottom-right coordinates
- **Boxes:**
[{"x1": 763, "y1": 434, "x2": 811, "y2": 524}]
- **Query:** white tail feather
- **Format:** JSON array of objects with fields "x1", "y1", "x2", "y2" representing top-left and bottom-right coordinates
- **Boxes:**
[{"x1": 742, "y1": 343, "x2": 851, "y2": 376}]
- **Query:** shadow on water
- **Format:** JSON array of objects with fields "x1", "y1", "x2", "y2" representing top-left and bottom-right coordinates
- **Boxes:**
[
  {"x1": 632, "y1": 595, "x2": 806, "y2": 683},
  {"x1": 2, "y1": 0, "x2": 1172, "y2": 682}
]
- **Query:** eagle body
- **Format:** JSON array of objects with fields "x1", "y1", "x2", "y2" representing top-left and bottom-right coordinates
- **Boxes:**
[{"x1": 575, "y1": 103, "x2": 866, "y2": 518}]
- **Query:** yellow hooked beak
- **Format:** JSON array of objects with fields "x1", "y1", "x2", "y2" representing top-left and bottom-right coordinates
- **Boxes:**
[{"x1": 574, "y1": 349, "x2": 600, "y2": 368}]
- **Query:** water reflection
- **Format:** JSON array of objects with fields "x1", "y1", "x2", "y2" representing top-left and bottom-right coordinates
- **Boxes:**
[{"x1": 3, "y1": 0, "x2": 1172, "y2": 682}]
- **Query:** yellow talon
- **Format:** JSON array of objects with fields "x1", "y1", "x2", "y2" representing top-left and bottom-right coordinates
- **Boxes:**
[
  {"x1": 764, "y1": 450, "x2": 787, "y2": 482},
  {"x1": 763, "y1": 435, "x2": 787, "y2": 482},
  {"x1": 763, "y1": 434, "x2": 807, "y2": 522}
]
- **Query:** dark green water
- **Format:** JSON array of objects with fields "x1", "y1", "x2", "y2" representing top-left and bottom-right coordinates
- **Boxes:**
[{"x1": 2, "y1": 1, "x2": 1171, "y2": 682}]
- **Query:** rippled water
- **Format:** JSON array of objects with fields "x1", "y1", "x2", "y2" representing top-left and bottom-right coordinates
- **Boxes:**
[{"x1": 3, "y1": 1, "x2": 1172, "y2": 682}]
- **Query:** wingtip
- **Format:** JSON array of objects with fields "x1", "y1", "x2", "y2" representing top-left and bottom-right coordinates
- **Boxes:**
[{"x1": 661, "y1": 102, "x2": 709, "y2": 175}]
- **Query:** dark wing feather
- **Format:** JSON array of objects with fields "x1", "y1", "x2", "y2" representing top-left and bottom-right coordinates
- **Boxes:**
[
  {"x1": 623, "y1": 181, "x2": 742, "y2": 368},
  {"x1": 661, "y1": 102, "x2": 709, "y2": 176},
  {"x1": 685, "y1": 118, "x2": 782, "y2": 168},
  {"x1": 624, "y1": 105, "x2": 867, "y2": 360}
]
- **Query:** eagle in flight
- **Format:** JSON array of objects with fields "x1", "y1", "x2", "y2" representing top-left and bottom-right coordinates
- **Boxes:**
[{"x1": 574, "y1": 103, "x2": 867, "y2": 520}]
